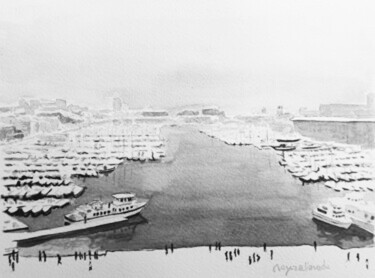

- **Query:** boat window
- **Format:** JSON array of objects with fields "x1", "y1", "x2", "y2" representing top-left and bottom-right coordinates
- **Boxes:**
[
  {"x1": 126, "y1": 207, "x2": 129, "y2": 210},
  {"x1": 108, "y1": 211, "x2": 110, "y2": 214},
  {"x1": 317, "y1": 208, "x2": 327, "y2": 214},
  {"x1": 371, "y1": 216, "x2": 374, "y2": 220},
  {"x1": 113, "y1": 209, "x2": 116, "y2": 212},
  {"x1": 87, "y1": 210, "x2": 92, "y2": 213},
  {"x1": 130, "y1": 206, "x2": 133, "y2": 209}
]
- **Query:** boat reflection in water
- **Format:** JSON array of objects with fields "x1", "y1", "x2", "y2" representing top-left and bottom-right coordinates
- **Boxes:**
[
  {"x1": 18, "y1": 215, "x2": 148, "y2": 255},
  {"x1": 313, "y1": 218, "x2": 374, "y2": 249}
]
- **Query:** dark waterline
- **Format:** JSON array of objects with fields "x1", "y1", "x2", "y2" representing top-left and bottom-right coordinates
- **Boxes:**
[{"x1": 17, "y1": 126, "x2": 374, "y2": 256}]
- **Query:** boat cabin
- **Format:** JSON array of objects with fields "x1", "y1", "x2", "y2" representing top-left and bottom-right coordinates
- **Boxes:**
[{"x1": 112, "y1": 193, "x2": 135, "y2": 206}]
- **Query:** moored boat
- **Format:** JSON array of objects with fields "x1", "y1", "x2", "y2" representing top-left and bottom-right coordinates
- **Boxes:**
[
  {"x1": 312, "y1": 201, "x2": 352, "y2": 229},
  {"x1": 64, "y1": 192, "x2": 148, "y2": 225}
]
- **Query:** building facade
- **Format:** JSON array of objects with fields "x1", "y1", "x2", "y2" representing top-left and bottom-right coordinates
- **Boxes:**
[{"x1": 292, "y1": 117, "x2": 375, "y2": 148}]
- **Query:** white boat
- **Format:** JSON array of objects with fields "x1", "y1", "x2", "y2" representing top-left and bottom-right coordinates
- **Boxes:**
[
  {"x1": 312, "y1": 202, "x2": 352, "y2": 229},
  {"x1": 32, "y1": 205, "x2": 43, "y2": 215},
  {"x1": 64, "y1": 192, "x2": 148, "y2": 225},
  {"x1": 8, "y1": 206, "x2": 19, "y2": 215},
  {"x1": 22, "y1": 205, "x2": 33, "y2": 214},
  {"x1": 42, "y1": 205, "x2": 52, "y2": 214},
  {"x1": 344, "y1": 193, "x2": 375, "y2": 235}
]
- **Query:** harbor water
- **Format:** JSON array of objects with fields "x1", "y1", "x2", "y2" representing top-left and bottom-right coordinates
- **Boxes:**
[{"x1": 16, "y1": 126, "x2": 374, "y2": 256}]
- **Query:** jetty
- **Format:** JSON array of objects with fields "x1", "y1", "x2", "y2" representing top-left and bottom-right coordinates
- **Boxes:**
[{"x1": 12, "y1": 215, "x2": 128, "y2": 244}]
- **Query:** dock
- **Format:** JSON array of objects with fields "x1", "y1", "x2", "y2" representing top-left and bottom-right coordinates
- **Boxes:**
[
  {"x1": 12, "y1": 215, "x2": 128, "y2": 243},
  {"x1": 2, "y1": 214, "x2": 28, "y2": 232}
]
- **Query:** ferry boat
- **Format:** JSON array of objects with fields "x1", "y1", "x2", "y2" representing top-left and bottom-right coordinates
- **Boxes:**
[
  {"x1": 64, "y1": 193, "x2": 148, "y2": 225},
  {"x1": 344, "y1": 193, "x2": 375, "y2": 235},
  {"x1": 312, "y1": 201, "x2": 352, "y2": 229}
]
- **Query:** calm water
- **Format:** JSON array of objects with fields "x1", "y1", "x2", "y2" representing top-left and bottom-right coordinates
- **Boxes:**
[{"x1": 17, "y1": 126, "x2": 374, "y2": 256}]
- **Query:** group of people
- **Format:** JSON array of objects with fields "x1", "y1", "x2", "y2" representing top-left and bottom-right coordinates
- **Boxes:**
[
  {"x1": 224, "y1": 248, "x2": 240, "y2": 262},
  {"x1": 207, "y1": 242, "x2": 275, "y2": 266},
  {"x1": 74, "y1": 250, "x2": 104, "y2": 271},
  {"x1": 165, "y1": 243, "x2": 174, "y2": 255},
  {"x1": 74, "y1": 250, "x2": 101, "y2": 261},
  {"x1": 208, "y1": 241, "x2": 222, "y2": 252},
  {"x1": 347, "y1": 252, "x2": 370, "y2": 270},
  {"x1": 8, "y1": 249, "x2": 19, "y2": 272},
  {"x1": 38, "y1": 251, "x2": 47, "y2": 262}
]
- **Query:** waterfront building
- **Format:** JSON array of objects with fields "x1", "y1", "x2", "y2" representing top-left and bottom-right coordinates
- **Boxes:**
[
  {"x1": 319, "y1": 93, "x2": 375, "y2": 118},
  {"x1": 292, "y1": 117, "x2": 375, "y2": 147},
  {"x1": 201, "y1": 106, "x2": 225, "y2": 117}
]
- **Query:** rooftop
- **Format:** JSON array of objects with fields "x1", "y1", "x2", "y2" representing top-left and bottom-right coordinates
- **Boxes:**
[{"x1": 112, "y1": 193, "x2": 135, "y2": 199}]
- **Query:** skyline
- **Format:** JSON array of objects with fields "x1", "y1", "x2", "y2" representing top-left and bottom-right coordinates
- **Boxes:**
[{"x1": 1, "y1": 0, "x2": 375, "y2": 114}]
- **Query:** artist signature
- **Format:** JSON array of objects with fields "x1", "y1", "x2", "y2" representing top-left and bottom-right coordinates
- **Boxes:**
[{"x1": 273, "y1": 261, "x2": 330, "y2": 276}]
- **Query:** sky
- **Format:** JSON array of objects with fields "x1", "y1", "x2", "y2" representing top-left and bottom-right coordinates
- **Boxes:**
[{"x1": 1, "y1": 0, "x2": 375, "y2": 114}]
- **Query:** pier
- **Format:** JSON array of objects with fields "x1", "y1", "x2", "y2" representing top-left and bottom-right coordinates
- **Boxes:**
[{"x1": 12, "y1": 215, "x2": 128, "y2": 244}]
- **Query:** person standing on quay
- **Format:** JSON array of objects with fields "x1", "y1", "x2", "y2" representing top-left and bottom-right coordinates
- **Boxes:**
[
  {"x1": 39, "y1": 251, "x2": 42, "y2": 262},
  {"x1": 347, "y1": 252, "x2": 350, "y2": 262},
  {"x1": 366, "y1": 259, "x2": 369, "y2": 269},
  {"x1": 209, "y1": 244, "x2": 212, "y2": 252},
  {"x1": 270, "y1": 250, "x2": 273, "y2": 260},
  {"x1": 313, "y1": 241, "x2": 317, "y2": 252},
  {"x1": 57, "y1": 254, "x2": 62, "y2": 265},
  {"x1": 171, "y1": 243, "x2": 174, "y2": 253},
  {"x1": 224, "y1": 251, "x2": 228, "y2": 261},
  {"x1": 357, "y1": 253, "x2": 360, "y2": 262},
  {"x1": 11, "y1": 261, "x2": 15, "y2": 272},
  {"x1": 43, "y1": 251, "x2": 47, "y2": 262},
  {"x1": 248, "y1": 256, "x2": 252, "y2": 265},
  {"x1": 74, "y1": 251, "x2": 78, "y2": 261},
  {"x1": 229, "y1": 251, "x2": 233, "y2": 261},
  {"x1": 165, "y1": 245, "x2": 168, "y2": 255}
]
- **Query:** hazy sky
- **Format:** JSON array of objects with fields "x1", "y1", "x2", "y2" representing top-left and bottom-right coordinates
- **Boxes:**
[{"x1": 1, "y1": 0, "x2": 375, "y2": 114}]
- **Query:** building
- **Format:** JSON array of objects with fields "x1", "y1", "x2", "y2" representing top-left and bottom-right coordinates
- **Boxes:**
[
  {"x1": 201, "y1": 106, "x2": 225, "y2": 117},
  {"x1": 177, "y1": 110, "x2": 200, "y2": 116},
  {"x1": 298, "y1": 107, "x2": 320, "y2": 117},
  {"x1": 0, "y1": 123, "x2": 23, "y2": 141},
  {"x1": 319, "y1": 93, "x2": 375, "y2": 118},
  {"x1": 292, "y1": 117, "x2": 375, "y2": 147},
  {"x1": 113, "y1": 97, "x2": 123, "y2": 112},
  {"x1": 141, "y1": 110, "x2": 169, "y2": 117}
]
